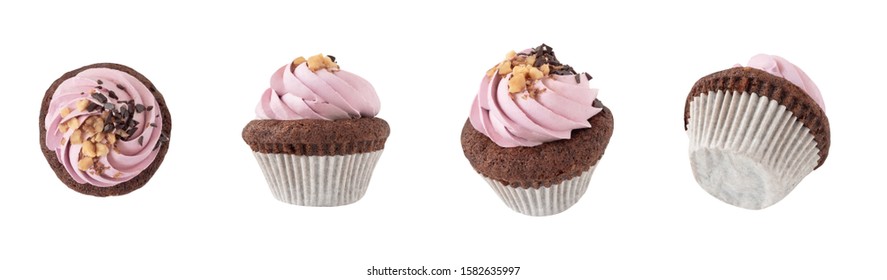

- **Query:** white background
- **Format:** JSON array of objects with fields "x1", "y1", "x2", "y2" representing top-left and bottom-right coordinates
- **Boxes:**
[{"x1": 1, "y1": 1, "x2": 884, "y2": 279}]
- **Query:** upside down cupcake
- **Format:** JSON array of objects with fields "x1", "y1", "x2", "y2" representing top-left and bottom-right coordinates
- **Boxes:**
[
  {"x1": 461, "y1": 44, "x2": 614, "y2": 216},
  {"x1": 684, "y1": 54, "x2": 830, "y2": 209},
  {"x1": 243, "y1": 54, "x2": 389, "y2": 207},
  {"x1": 40, "y1": 63, "x2": 172, "y2": 196}
]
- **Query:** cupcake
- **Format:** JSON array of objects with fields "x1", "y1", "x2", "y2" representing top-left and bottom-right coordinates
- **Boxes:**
[
  {"x1": 39, "y1": 63, "x2": 172, "y2": 196},
  {"x1": 461, "y1": 44, "x2": 614, "y2": 216},
  {"x1": 683, "y1": 54, "x2": 830, "y2": 209},
  {"x1": 242, "y1": 54, "x2": 389, "y2": 206}
]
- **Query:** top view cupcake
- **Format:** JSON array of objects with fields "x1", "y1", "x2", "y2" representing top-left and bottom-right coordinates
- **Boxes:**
[
  {"x1": 39, "y1": 63, "x2": 172, "y2": 196},
  {"x1": 243, "y1": 54, "x2": 389, "y2": 206},
  {"x1": 461, "y1": 44, "x2": 614, "y2": 216},
  {"x1": 684, "y1": 54, "x2": 830, "y2": 209}
]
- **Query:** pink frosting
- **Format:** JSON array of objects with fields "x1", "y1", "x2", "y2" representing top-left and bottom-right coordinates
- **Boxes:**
[
  {"x1": 44, "y1": 68, "x2": 164, "y2": 187},
  {"x1": 469, "y1": 70, "x2": 602, "y2": 147},
  {"x1": 741, "y1": 54, "x2": 825, "y2": 111},
  {"x1": 255, "y1": 61, "x2": 381, "y2": 120}
]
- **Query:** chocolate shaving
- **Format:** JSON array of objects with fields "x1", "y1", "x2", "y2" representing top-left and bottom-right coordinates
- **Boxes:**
[
  {"x1": 108, "y1": 90, "x2": 118, "y2": 100},
  {"x1": 103, "y1": 103, "x2": 114, "y2": 110},
  {"x1": 525, "y1": 43, "x2": 577, "y2": 76},
  {"x1": 135, "y1": 104, "x2": 145, "y2": 113},
  {"x1": 97, "y1": 79, "x2": 103, "y2": 85},
  {"x1": 574, "y1": 73, "x2": 581, "y2": 83},
  {"x1": 86, "y1": 102, "x2": 100, "y2": 112},
  {"x1": 327, "y1": 55, "x2": 336, "y2": 62},
  {"x1": 91, "y1": 92, "x2": 107, "y2": 103},
  {"x1": 138, "y1": 136, "x2": 144, "y2": 146},
  {"x1": 95, "y1": 86, "x2": 103, "y2": 90},
  {"x1": 126, "y1": 127, "x2": 137, "y2": 140},
  {"x1": 584, "y1": 72, "x2": 593, "y2": 80},
  {"x1": 153, "y1": 132, "x2": 169, "y2": 151},
  {"x1": 146, "y1": 105, "x2": 154, "y2": 111},
  {"x1": 149, "y1": 123, "x2": 157, "y2": 127},
  {"x1": 103, "y1": 123, "x2": 114, "y2": 133}
]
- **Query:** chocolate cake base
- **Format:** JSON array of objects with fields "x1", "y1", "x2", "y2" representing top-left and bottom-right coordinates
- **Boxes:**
[
  {"x1": 39, "y1": 63, "x2": 172, "y2": 197},
  {"x1": 683, "y1": 67, "x2": 830, "y2": 168},
  {"x1": 461, "y1": 100, "x2": 614, "y2": 188},
  {"x1": 242, "y1": 117, "x2": 389, "y2": 156}
]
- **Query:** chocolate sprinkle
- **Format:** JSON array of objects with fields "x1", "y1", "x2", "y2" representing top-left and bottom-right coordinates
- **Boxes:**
[
  {"x1": 116, "y1": 84, "x2": 125, "y2": 91},
  {"x1": 95, "y1": 86, "x2": 103, "y2": 90},
  {"x1": 146, "y1": 106, "x2": 154, "y2": 111},
  {"x1": 574, "y1": 73, "x2": 581, "y2": 83},
  {"x1": 149, "y1": 123, "x2": 157, "y2": 127},
  {"x1": 108, "y1": 90, "x2": 118, "y2": 100},
  {"x1": 135, "y1": 104, "x2": 145, "y2": 113},
  {"x1": 584, "y1": 72, "x2": 593, "y2": 80},
  {"x1": 327, "y1": 55, "x2": 336, "y2": 62},
  {"x1": 138, "y1": 136, "x2": 144, "y2": 146},
  {"x1": 97, "y1": 79, "x2": 103, "y2": 85}
]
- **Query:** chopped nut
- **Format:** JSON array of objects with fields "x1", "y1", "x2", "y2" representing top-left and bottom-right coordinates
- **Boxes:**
[
  {"x1": 77, "y1": 157, "x2": 94, "y2": 171},
  {"x1": 307, "y1": 54, "x2": 325, "y2": 71},
  {"x1": 71, "y1": 130, "x2": 83, "y2": 145},
  {"x1": 107, "y1": 133, "x2": 116, "y2": 145},
  {"x1": 505, "y1": 50, "x2": 516, "y2": 60},
  {"x1": 58, "y1": 123, "x2": 68, "y2": 134},
  {"x1": 529, "y1": 67, "x2": 544, "y2": 80},
  {"x1": 508, "y1": 75, "x2": 526, "y2": 93},
  {"x1": 94, "y1": 132, "x2": 106, "y2": 143},
  {"x1": 96, "y1": 143, "x2": 109, "y2": 157},
  {"x1": 92, "y1": 118, "x2": 104, "y2": 133},
  {"x1": 526, "y1": 55, "x2": 536, "y2": 66},
  {"x1": 513, "y1": 65, "x2": 530, "y2": 76},
  {"x1": 82, "y1": 141, "x2": 96, "y2": 158},
  {"x1": 498, "y1": 60, "x2": 512, "y2": 75},
  {"x1": 60, "y1": 107, "x2": 71, "y2": 118},
  {"x1": 76, "y1": 99, "x2": 90, "y2": 111},
  {"x1": 486, "y1": 66, "x2": 497, "y2": 77},
  {"x1": 66, "y1": 118, "x2": 80, "y2": 130},
  {"x1": 322, "y1": 55, "x2": 335, "y2": 67},
  {"x1": 292, "y1": 56, "x2": 307, "y2": 66},
  {"x1": 540, "y1": 64, "x2": 550, "y2": 75}
]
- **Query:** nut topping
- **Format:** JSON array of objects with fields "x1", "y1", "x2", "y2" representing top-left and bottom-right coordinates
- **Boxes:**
[{"x1": 486, "y1": 44, "x2": 591, "y2": 98}]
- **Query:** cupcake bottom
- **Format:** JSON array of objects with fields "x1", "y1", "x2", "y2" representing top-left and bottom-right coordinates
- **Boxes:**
[
  {"x1": 483, "y1": 164, "x2": 597, "y2": 216},
  {"x1": 687, "y1": 90, "x2": 819, "y2": 209},
  {"x1": 252, "y1": 150, "x2": 383, "y2": 206}
]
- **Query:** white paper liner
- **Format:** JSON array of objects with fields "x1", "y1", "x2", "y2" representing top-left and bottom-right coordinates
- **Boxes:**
[
  {"x1": 483, "y1": 164, "x2": 597, "y2": 216},
  {"x1": 252, "y1": 150, "x2": 383, "y2": 206},
  {"x1": 687, "y1": 90, "x2": 820, "y2": 209}
]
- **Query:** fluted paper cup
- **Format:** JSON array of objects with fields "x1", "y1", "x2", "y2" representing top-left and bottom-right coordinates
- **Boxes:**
[
  {"x1": 687, "y1": 90, "x2": 819, "y2": 209},
  {"x1": 252, "y1": 150, "x2": 384, "y2": 206},
  {"x1": 482, "y1": 165, "x2": 597, "y2": 216}
]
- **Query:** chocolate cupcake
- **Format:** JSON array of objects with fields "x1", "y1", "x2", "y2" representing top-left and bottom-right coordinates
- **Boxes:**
[
  {"x1": 461, "y1": 44, "x2": 614, "y2": 216},
  {"x1": 40, "y1": 63, "x2": 171, "y2": 196},
  {"x1": 243, "y1": 54, "x2": 389, "y2": 206},
  {"x1": 684, "y1": 54, "x2": 829, "y2": 209}
]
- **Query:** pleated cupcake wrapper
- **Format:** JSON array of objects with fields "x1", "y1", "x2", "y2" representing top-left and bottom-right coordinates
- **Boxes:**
[
  {"x1": 483, "y1": 165, "x2": 597, "y2": 216},
  {"x1": 252, "y1": 150, "x2": 383, "y2": 207},
  {"x1": 688, "y1": 90, "x2": 819, "y2": 209}
]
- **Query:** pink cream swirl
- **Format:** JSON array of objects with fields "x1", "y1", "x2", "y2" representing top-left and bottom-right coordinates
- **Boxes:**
[
  {"x1": 255, "y1": 61, "x2": 381, "y2": 120},
  {"x1": 469, "y1": 71, "x2": 602, "y2": 147},
  {"x1": 44, "y1": 68, "x2": 164, "y2": 187},
  {"x1": 741, "y1": 54, "x2": 825, "y2": 111}
]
